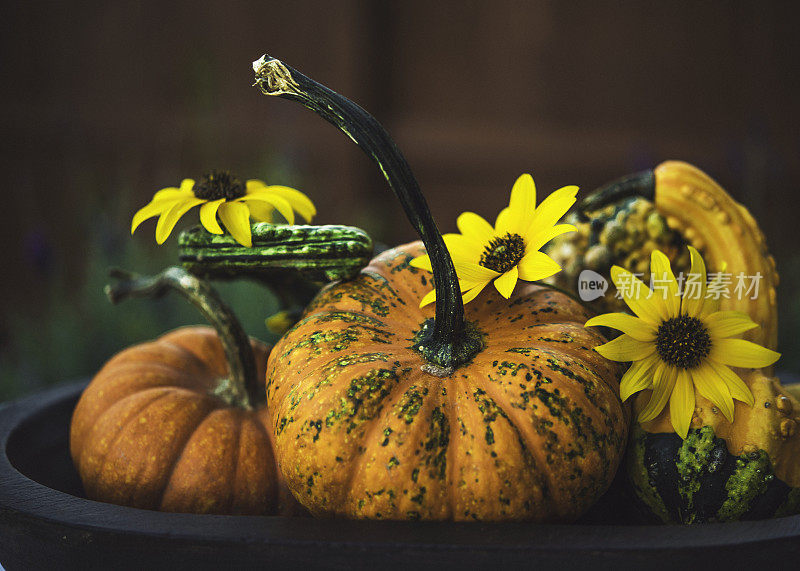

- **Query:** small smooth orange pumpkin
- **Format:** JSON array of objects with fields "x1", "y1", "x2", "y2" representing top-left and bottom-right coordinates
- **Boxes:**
[{"x1": 70, "y1": 267, "x2": 299, "y2": 515}]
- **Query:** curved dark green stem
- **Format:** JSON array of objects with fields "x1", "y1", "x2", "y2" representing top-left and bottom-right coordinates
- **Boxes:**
[
  {"x1": 577, "y1": 169, "x2": 655, "y2": 221},
  {"x1": 105, "y1": 266, "x2": 261, "y2": 409},
  {"x1": 252, "y1": 55, "x2": 482, "y2": 370}
]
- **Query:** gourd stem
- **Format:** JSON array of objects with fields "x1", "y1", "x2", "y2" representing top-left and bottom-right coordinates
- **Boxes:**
[
  {"x1": 105, "y1": 266, "x2": 260, "y2": 409},
  {"x1": 252, "y1": 55, "x2": 482, "y2": 369},
  {"x1": 577, "y1": 170, "x2": 655, "y2": 220}
]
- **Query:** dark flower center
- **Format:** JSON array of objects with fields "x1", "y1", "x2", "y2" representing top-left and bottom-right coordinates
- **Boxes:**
[
  {"x1": 479, "y1": 233, "x2": 526, "y2": 273},
  {"x1": 655, "y1": 315, "x2": 712, "y2": 369},
  {"x1": 193, "y1": 170, "x2": 246, "y2": 200}
]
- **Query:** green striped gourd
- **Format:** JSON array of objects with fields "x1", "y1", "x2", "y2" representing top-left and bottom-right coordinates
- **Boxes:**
[{"x1": 179, "y1": 222, "x2": 373, "y2": 283}]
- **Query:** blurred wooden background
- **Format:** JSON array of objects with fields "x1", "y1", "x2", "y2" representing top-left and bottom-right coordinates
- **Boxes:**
[{"x1": 2, "y1": 1, "x2": 799, "y2": 392}]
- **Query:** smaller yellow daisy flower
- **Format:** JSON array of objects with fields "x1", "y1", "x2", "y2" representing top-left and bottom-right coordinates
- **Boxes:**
[
  {"x1": 585, "y1": 246, "x2": 780, "y2": 438},
  {"x1": 411, "y1": 173, "x2": 577, "y2": 306},
  {"x1": 131, "y1": 170, "x2": 316, "y2": 247}
]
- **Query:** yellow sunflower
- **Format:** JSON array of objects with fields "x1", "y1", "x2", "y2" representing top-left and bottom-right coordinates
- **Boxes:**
[
  {"x1": 585, "y1": 246, "x2": 780, "y2": 438},
  {"x1": 131, "y1": 170, "x2": 316, "y2": 247},
  {"x1": 411, "y1": 173, "x2": 577, "y2": 306}
]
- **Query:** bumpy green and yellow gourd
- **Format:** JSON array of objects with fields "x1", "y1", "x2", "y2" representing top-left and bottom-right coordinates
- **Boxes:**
[{"x1": 568, "y1": 161, "x2": 798, "y2": 522}]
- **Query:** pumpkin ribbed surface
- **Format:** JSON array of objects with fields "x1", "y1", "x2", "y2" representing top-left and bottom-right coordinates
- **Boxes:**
[
  {"x1": 71, "y1": 326, "x2": 294, "y2": 515},
  {"x1": 267, "y1": 242, "x2": 627, "y2": 521}
]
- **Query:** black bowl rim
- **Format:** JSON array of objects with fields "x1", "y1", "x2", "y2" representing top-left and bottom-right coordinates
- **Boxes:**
[{"x1": 2, "y1": 381, "x2": 800, "y2": 558}]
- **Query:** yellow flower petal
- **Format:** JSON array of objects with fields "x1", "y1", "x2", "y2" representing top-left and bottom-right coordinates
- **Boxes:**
[
  {"x1": 419, "y1": 288, "x2": 437, "y2": 308},
  {"x1": 585, "y1": 312, "x2": 656, "y2": 342},
  {"x1": 246, "y1": 178, "x2": 268, "y2": 190},
  {"x1": 459, "y1": 279, "x2": 484, "y2": 292},
  {"x1": 154, "y1": 197, "x2": 205, "y2": 244},
  {"x1": 493, "y1": 266, "x2": 519, "y2": 298},
  {"x1": 218, "y1": 201, "x2": 253, "y2": 247},
  {"x1": 265, "y1": 310, "x2": 295, "y2": 336},
  {"x1": 670, "y1": 369, "x2": 695, "y2": 439},
  {"x1": 619, "y1": 353, "x2": 659, "y2": 401},
  {"x1": 418, "y1": 279, "x2": 489, "y2": 308},
  {"x1": 517, "y1": 250, "x2": 562, "y2": 282},
  {"x1": 246, "y1": 182, "x2": 313, "y2": 221},
  {"x1": 650, "y1": 250, "x2": 680, "y2": 316},
  {"x1": 701, "y1": 260, "x2": 728, "y2": 317},
  {"x1": 525, "y1": 223, "x2": 576, "y2": 252},
  {"x1": 610, "y1": 265, "x2": 666, "y2": 324},
  {"x1": 693, "y1": 361, "x2": 735, "y2": 422},
  {"x1": 461, "y1": 281, "x2": 491, "y2": 304},
  {"x1": 504, "y1": 173, "x2": 537, "y2": 235},
  {"x1": 444, "y1": 233, "x2": 481, "y2": 263},
  {"x1": 683, "y1": 246, "x2": 707, "y2": 317},
  {"x1": 131, "y1": 198, "x2": 180, "y2": 234},
  {"x1": 258, "y1": 184, "x2": 316, "y2": 222},
  {"x1": 594, "y1": 334, "x2": 656, "y2": 362},
  {"x1": 456, "y1": 212, "x2": 494, "y2": 244},
  {"x1": 152, "y1": 179, "x2": 195, "y2": 201},
  {"x1": 411, "y1": 254, "x2": 433, "y2": 272},
  {"x1": 199, "y1": 199, "x2": 225, "y2": 234},
  {"x1": 703, "y1": 311, "x2": 760, "y2": 339},
  {"x1": 706, "y1": 359, "x2": 755, "y2": 406},
  {"x1": 709, "y1": 339, "x2": 780, "y2": 369},
  {"x1": 241, "y1": 193, "x2": 294, "y2": 225},
  {"x1": 638, "y1": 363, "x2": 677, "y2": 423},
  {"x1": 151, "y1": 189, "x2": 193, "y2": 203},
  {"x1": 526, "y1": 185, "x2": 578, "y2": 234},
  {"x1": 246, "y1": 200, "x2": 275, "y2": 223},
  {"x1": 495, "y1": 207, "x2": 513, "y2": 236},
  {"x1": 454, "y1": 261, "x2": 499, "y2": 283}
]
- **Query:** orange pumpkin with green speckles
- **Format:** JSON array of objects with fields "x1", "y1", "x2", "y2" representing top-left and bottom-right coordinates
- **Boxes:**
[
  {"x1": 252, "y1": 56, "x2": 630, "y2": 521},
  {"x1": 266, "y1": 241, "x2": 628, "y2": 521}
]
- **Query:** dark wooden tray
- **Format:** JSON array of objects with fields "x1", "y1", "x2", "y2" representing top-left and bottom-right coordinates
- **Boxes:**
[{"x1": 2, "y1": 382, "x2": 799, "y2": 570}]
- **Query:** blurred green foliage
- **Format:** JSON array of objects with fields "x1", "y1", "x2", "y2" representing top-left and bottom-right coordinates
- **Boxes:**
[{"x1": 0, "y1": 233, "x2": 283, "y2": 401}]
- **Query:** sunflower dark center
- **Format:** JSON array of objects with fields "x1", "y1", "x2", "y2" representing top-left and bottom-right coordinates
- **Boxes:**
[
  {"x1": 479, "y1": 233, "x2": 526, "y2": 273},
  {"x1": 655, "y1": 315, "x2": 712, "y2": 369},
  {"x1": 193, "y1": 170, "x2": 246, "y2": 200}
]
